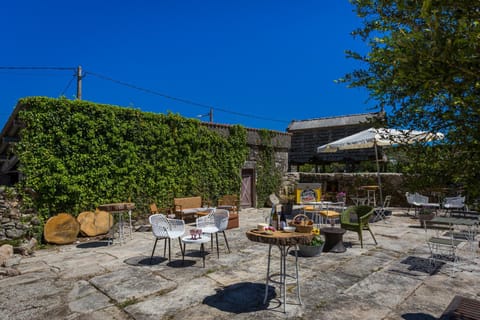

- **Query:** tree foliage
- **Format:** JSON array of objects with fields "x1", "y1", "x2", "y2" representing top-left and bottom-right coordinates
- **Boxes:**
[
  {"x1": 15, "y1": 97, "x2": 249, "y2": 219},
  {"x1": 344, "y1": 0, "x2": 480, "y2": 198}
]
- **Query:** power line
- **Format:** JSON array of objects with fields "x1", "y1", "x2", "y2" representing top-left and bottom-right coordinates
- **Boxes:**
[
  {"x1": 0, "y1": 66, "x2": 75, "y2": 71},
  {"x1": 0, "y1": 66, "x2": 291, "y2": 124},
  {"x1": 60, "y1": 75, "x2": 76, "y2": 96},
  {"x1": 86, "y1": 70, "x2": 290, "y2": 124}
]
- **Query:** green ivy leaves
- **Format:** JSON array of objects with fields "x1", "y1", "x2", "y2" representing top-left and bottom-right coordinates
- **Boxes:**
[{"x1": 15, "y1": 97, "x2": 249, "y2": 220}]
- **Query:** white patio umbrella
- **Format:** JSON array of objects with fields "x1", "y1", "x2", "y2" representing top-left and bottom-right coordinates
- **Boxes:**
[{"x1": 316, "y1": 127, "x2": 444, "y2": 207}]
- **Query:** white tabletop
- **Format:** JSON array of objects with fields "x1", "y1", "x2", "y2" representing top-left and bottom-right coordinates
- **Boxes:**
[{"x1": 182, "y1": 235, "x2": 210, "y2": 244}]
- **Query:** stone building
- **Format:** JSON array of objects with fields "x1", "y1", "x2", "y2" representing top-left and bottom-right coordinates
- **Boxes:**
[{"x1": 287, "y1": 112, "x2": 384, "y2": 171}]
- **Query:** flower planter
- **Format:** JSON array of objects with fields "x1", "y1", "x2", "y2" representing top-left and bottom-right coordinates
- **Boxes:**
[{"x1": 298, "y1": 243, "x2": 324, "y2": 257}]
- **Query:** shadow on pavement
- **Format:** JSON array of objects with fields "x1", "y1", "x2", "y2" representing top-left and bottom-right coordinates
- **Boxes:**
[
  {"x1": 401, "y1": 313, "x2": 436, "y2": 320},
  {"x1": 400, "y1": 256, "x2": 435, "y2": 274},
  {"x1": 203, "y1": 282, "x2": 275, "y2": 313},
  {"x1": 76, "y1": 241, "x2": 110, "y2": 249},
  {"x1": 124, "y1": 255, "x2": 168, "y2": 266}
]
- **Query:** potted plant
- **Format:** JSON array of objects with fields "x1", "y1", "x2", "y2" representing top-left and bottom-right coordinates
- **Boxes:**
[
  {"x1": 298, "y1": 227, "x2": 325, "y2": 257},
  {"x1": 336, "y1": 191, "x2": 346, "y2": 203},
  {"x1": 418, "y1": 208, "x2": 435, "y2": 227}
]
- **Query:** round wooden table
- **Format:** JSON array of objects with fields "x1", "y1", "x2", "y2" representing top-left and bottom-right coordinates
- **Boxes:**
[
  {"x1": 98, "y1": 202, "x2": 135, "y2": 245},
  {"x1": 246, "y1": 229, "x2": 313, "y2": 313}
]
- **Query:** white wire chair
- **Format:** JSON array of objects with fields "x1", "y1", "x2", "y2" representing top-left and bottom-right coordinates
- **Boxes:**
[
  {"x1": 424, "y1": 219, "x2": 462, "y2": 277},
  {"x1": 196, "y1": 208, "x2": 230, "y2": 257},
  {"x1": 374, "y1": 195, "x2": 392, "y2": 222},
  {"x1": 149, "y1": 214, "x2": 185, "y2": 264},
  {"x1": 443, "y1": 196, "x2": 466, "y2": 214}
]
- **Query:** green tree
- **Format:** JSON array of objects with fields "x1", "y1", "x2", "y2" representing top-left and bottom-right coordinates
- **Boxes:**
[{"x1": 344, "y1": 0, "x2": 480, "y2": 198}]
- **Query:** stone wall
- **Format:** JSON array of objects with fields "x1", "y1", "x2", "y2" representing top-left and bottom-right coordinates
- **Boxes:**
[
  {"x1": 0, "y1": 188, "x2": 39, "y2": 241},
  {"x1": 280, "y1": 172, "x2": 407, "y2": 207}
]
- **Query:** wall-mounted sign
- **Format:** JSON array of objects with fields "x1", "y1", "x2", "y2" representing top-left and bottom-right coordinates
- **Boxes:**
[{"x1": 295, "y1": 187, "x2": 321, "y2": 204}]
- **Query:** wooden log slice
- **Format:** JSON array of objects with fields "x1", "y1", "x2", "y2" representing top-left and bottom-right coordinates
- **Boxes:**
[
  {"x1": 77, "y1": 210, "x2": 113, "y2": 237},
  {"x1": 44, "y1": 213, "x2": 79, "y2": 245}
]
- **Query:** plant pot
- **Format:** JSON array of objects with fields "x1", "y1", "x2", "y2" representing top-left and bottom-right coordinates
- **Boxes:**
[
  {"x1": 419, "y1": 213, "x2": 435, "y2": 227},
  {"x1": 298, "y1": 243, "x2": 324, "y2": 257}
]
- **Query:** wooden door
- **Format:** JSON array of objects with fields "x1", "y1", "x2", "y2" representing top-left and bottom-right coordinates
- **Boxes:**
[{"x1": 240, "y1": 169, "x2": 255, "y2": 208}]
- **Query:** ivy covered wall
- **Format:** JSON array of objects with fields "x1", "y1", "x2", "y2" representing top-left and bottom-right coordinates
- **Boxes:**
[{"x1": 14, "y1": 97, "x2": 250, "y2": 220}]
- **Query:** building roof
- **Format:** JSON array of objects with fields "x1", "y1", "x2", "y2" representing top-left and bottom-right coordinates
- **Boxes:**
[{"x1": 287, "y1": 112, "x2": 380, "y2": 131}]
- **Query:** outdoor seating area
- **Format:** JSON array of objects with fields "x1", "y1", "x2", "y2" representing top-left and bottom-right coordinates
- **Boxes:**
[{"x1": 3, "y1": 205, "x2": 480, "y2": 319}]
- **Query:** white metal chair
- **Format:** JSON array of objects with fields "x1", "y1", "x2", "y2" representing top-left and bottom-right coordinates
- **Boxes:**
[
  {"x1": 423, "y1": 219, "x2": 462, "y2": 277},
  {"x1": 374, "y1": 195, "x2": 391, "y2": 222},
  {"x1": 443, "y1": 196, "x2": 466, "y2": 214},
  {"x1": 196, "y1": 208, "x2": 230, "y2": 257},
  {"x1": 149, "y1": 214, "x2": 185, "y2": 264},
  {"x1": 406, "y1": 192, "x2": 439, "y2": 215}
]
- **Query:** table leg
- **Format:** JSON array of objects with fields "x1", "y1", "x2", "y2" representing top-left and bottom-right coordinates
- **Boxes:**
[
  {"x1": 118, "y1": 213, "x2": 124, "y2": 244},
  {"x1": 280, "y1": 245, "x2": 286, "y2": 313},
  {"x1": 182, "y1": 243, "x2": 186, "y2": 265},
  {"x1": 263, "y1": 244, "x2": 302, "y2": 313},
  {"x1": 128, "y1": 209, "x2": 133, "y2": 239},
  {"x1": 201, "y1": 243, "x2": 205, "y2": 268},
  {"x1": 263, "y1": 244, "x2": 273, "y2": 305},
  {"x1": 294, "y1": 245, "x2": 302, "y2": 305},
  {"x1": 108, "y1": 213, "x2": 113, "y2": 246}
]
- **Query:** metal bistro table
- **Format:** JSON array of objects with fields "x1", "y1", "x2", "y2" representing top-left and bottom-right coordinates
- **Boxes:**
[
  {"x1": 246, "y1": 229, "x2": 313, "y2": 313},
  {"x1": 428, "y1": 216, "x2": 479, "y2": 258},
  {"x1": 98, "y1": 202, "x2": 135, "y2": 245},
  {"x1": 181, "y1": 235, "x2": 210, "y2": 268},
  {"x1": 359, "y1": 185, "x2": 379, "y2": 207}
]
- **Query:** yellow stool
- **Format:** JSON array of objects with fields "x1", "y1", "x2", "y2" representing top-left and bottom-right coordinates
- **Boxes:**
[{"x1": 318, "y1": 210, "x2": 340, "y2": 225}]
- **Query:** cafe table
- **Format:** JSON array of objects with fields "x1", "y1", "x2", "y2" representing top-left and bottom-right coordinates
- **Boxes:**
[
  {"x1": 427, "y1": 216, "x2": 479, "y2": 258},
  {"x1": 98, "y1": 202, "x2": 135, "y2": 245},
  {"x1": 359, "y1": 185, "x2": 379, "y2": 207},
  {"x1": 246, "y1": 229, "x2": 313, "y2": 313}
]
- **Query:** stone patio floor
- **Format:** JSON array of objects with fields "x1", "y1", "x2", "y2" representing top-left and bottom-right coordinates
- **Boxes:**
[{"x1": 1, "y1": 207, "x2": 480, "y2": 319}]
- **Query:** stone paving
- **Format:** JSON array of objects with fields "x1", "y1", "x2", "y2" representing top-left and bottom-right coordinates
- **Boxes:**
[{"x1": 1, "y1": 207, "x2": 480, "y2": 319}]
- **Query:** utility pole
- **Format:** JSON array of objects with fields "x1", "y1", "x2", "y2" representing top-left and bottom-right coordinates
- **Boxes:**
[
  {"x1": 76, "y1": 65, "x2": 82, "y2": 100},
  {"x1": 197, "y1": 108, "x2": 214, "y2": 122}
]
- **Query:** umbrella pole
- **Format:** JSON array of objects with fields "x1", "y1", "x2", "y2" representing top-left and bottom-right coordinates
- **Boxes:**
[{"x1": 374, "y1": 141, "x2": 384, "y2": 207}]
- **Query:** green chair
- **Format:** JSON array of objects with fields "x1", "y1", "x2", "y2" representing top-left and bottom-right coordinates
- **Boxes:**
[{"x1": 340, "y1": 205, "x2": 377, "y2": 248}]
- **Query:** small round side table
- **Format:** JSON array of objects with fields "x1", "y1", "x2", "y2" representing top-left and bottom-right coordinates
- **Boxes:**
[{"x1": 320, "y1": 227, "x2": 346, "y2": 253}]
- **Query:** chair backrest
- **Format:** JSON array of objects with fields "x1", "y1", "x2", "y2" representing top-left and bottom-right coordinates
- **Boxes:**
[
  {"x1": 405, "y1": 192, "x2": 415, "y2": 205},
  {"x1": 341, "y1": 205, "x2": 373, "y2": 226},
  {"x1": 383, "y1": 195, "x2": 392, "y2": 208},
  {"x1": 196, "y1": 209, "x2": 216, "y2": 229},
  {"x1": 150, "y1": 203, "x2": 159, "y2": 214},
  {"x1": 443, "y1": 196, "x2": 465, "y2": 207},
  {"x1": 414, "y1": 193, "x2": 429, "y2": 204},
  {"x1": 149, "y1": 214, "x2": 169, "y2": 238},
  {"x1": 218, "y1": 195, "x2": 238, "y2": 206},
  {"x1": 214, "y1": 209, "x2": 229, "y2": 231},
  {"x1": 167, "y1": 217, "x2": 186, "y2": 235},
  {"x1": 327, "y1": 201, "x2": 346, "y2": 212}
]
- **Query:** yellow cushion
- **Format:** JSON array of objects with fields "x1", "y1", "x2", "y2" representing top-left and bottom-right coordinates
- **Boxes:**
[
  {"x1": 319, "y1": 210, "x2": 340, "y2": 218},
  {"x1": 304, "y1": 205, "x2": 315, "y2": 211}
]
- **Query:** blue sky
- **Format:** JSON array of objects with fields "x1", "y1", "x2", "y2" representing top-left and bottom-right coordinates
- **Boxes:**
[{"x1": 0, "y1": 1, "x2": 373, "y2": 132}]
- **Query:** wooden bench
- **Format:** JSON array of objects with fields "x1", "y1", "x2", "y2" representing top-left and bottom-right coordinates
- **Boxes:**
[
  {"x1": 218, "y1": 195, "x2": 239, "y2": 214},
  {"x1": 173, "y1": 196, "x2": 209, "y2": 220},
  {"x1": 440, "y1": 295, "x2": 480, "y2": 320}
]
